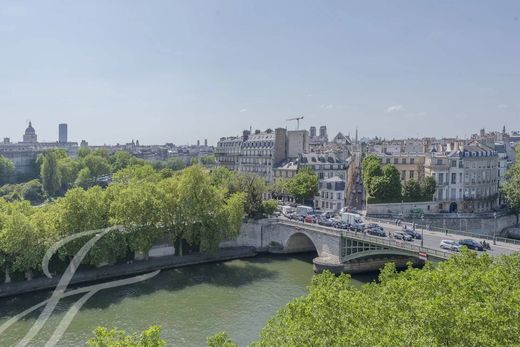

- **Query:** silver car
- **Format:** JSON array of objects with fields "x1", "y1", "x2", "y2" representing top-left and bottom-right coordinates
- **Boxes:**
[{"x1": 440, "y1": 240, "x2": 461, "y2": 251}]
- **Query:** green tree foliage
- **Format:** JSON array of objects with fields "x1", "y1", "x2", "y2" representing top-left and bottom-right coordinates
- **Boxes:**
[
  {"x1": 0, "y1": 155, "x2": 15, "y2": 185},
  {"x1": 20, "y1": 179, "x2": 46, "y2": 204},
  {"x1": 110, "y1": 150, "x2": 146, "y2": 173},
  {"x1": 40, "y1": 151, "x2": 62, "y2": 197},
  {"x1": 251, "y1": 250, "x2": 520, "y2": 347},
  {"x1": 78, "y1": 147, "x2": 91, "y2": 158},
  {"x1": 87, "y1": 325, "x2": 165, "y2": 347},
  {"x1": 261, "y1": 199, "x2": 278, "y2": 216},
  {"x1": 503, "y1": 145, "x2": 520, "y2": 222},
  {"x1": 269, "y1": 179, "x2": 287, "y2": 200},
  {"x1": 286, "y1": 168, "x2": 318, "y2": 203},
  {"x1": 402, "y1": 179, "x2": 422, "y2": 200},
  {"x1": 200, "y1": 155, "x2": 217, "y2": 165},
  {"x1": 361, "y1": 155, "x2": 382, "y2": 188},
  {"x1": 83, "y1": 153, "x2": 111, "y2": 181},
  {"x1": 207, "y1": 332, "x2": 238, "y2": 347},
  {"x1": 420, "y1": 176, "x2": 437, "y2": 200},
  {"x1": 230, "y1": 173, "x2": 266, "y2": 219},
  {"x1": 382, "y1": 165, "x2": 402, "y2": 199}
]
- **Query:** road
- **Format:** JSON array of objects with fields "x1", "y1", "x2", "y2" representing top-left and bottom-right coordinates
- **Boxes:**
[{"x1": 365, "y1": 219, "x2": 519, "y2": 257}]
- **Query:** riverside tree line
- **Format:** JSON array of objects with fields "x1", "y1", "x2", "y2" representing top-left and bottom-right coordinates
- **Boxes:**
[{"x1": 0, "y1": 161, "x2": 283, "y2": 282}]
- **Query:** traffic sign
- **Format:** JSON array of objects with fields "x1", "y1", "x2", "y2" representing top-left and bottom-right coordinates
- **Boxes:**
[{"x1": 419, "y1": 251, "x2": 427, "y2": 261}]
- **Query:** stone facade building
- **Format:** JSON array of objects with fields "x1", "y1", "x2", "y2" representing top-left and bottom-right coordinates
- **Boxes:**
[{"x1": 315, "y1": 176, "x2": 346, "y2": 212}]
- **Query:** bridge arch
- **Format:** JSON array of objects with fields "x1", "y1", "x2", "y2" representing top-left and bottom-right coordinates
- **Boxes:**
[{"x1": 284, "y1": 232, "x2": 320, "y2": 256}]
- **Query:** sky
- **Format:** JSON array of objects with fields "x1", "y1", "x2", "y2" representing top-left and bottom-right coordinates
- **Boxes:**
[{"x1": 0, "y1": 1, "x2": 519, "y2": 146}]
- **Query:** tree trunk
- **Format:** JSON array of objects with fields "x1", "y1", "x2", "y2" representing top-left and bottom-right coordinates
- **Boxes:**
[{"x1": 25, "y1": 270, "x2": 33, "y2": 281}]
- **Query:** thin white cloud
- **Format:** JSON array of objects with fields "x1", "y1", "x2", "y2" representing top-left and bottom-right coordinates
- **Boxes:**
[
  {"x1": 321, "y1": 104, "x2": 334, "y2": 110},
  {"x1": 386, "y1": 105, "x2": 405, "y2": 113},
  {"x1": 498, "y1": 104, "x2": 508, "y2": 110},
  {"x1": 239, "y1": 108, "x2": 247, "y2": 113}
]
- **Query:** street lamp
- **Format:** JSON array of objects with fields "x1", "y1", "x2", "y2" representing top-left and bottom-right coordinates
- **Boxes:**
[
  {"x1": 421, "y1": 215, "x2": 424, "y2": 248},
  {"x1": 493, "y1": 211, "x2": 497, "y2": 245}
]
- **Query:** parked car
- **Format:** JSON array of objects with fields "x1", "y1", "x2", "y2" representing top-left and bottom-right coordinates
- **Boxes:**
[
  {"x1": 440, "y1": 240, "x2": 461, "y2": 251},
  {"x1": 458, "y1": 239, "x2": 484, "y2": 251},
  {"x1": 288, "y1": 213, "x2": 304, "y2": 222},
  {"x1": 394, "y1": 231, "x2": 413, "y2": 241},
  {"x1": 403, "y1": 229, "x2": 422, "y2": 239}
]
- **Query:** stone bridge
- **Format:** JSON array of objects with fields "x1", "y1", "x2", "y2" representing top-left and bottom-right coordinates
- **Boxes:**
[{"x1": 222, "y1": 219, "x2": 453, "y2": 274}]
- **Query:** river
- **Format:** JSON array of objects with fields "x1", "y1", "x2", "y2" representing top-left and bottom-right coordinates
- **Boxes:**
[{"x1": 0, "y1": 254, "x2": 377, "y2": 346}]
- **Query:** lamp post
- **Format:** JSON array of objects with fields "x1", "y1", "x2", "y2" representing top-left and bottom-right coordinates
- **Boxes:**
[
  {"x1": 421, "y1": 215, "x2": 424, "y2": 248},
  {"x1": 493, "y1": 211, "x2": 497, "y2": 245}
]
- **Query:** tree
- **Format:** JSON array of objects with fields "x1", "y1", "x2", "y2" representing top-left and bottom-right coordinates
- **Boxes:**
[
  {"x1": 361, "y1": 155, "x2": 382, "y2": 188},
  {"x1": 58, "y1": 156, "x2": 79, "y2": 192},
  {"x1": 269, "y1": 179, "x2": 287, "y2": 200},
  {"x1": 40, "y1": 151, "x2": 62, "y2": 197},
  {"x1": 75, "y1": 167, "x2": 94, "y2": 189},
  {"x1": 87, "y1": 325, "x2": 165, "y2": 347},
  {"x1": 0, "y1": 155, "x2": 15, "y2": 185},
  {"x1": 262, "y1": 199, "x2": 278, "y2": 216},
  {"x1": 420, "y1": 176, "x2": 437, "y2": 201},
  {"x1": 286, "y1": 168, "x2": 318, "y2": 204},
  {"x1": 207, "y1": 332, "x2": 238, "y2": 347},
  {"x1": 110, "y1": 150, "x2": 146, "y2": 173},
  {"x1": 402, "y1": 179, "x2": 422, "y2": 201},
  {"x1": 502, "y1": 146, "x2": 520, "y2": 223},
  {"x1": 382, "y1": 165, "x2": 402, "y2": 199},
  {"x1": 230, "y1": 173, "x2": 266, "y2": 219},
  {"x1": 83, "y1": 153, "x2": 111, "y2": 182},
  {"x1": 21, "y1": 179, "x2": 46, "y2": 204},
  {"x1": 250, "y1": 250, "x2": 520, "y2": 347}
]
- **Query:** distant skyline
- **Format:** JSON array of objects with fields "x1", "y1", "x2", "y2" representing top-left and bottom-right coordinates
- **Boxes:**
[{"x1": 1, "y1": 1, "x2": 519, "y2": 145}]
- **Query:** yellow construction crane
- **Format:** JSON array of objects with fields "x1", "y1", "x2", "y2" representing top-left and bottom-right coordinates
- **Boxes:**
[{"x1": 286, "y1": 116, "x2": 304, "y2": 130}]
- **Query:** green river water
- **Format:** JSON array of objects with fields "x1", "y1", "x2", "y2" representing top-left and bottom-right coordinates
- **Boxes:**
[{"x1": 0, "y1": 254, "x2": 376, "y2": 347}]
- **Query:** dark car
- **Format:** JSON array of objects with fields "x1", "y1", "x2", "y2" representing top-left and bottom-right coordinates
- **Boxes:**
[
  {"x1": 458, "y1": 239, "x2": 484, "y2": 251},
  {"x1": 317, "y1": 217, "x2": 334, "y2": 227},
  {"x1": 394, "y1": 231, "x2": 413, "y2": 241},
  {"x1": 367, "y1": 228, "x2": 386, "y2": 237},
  {"x1": 403, "y1": 229, "x2": 422, "y2": 239},
  {"x1": 333, "y1": 221, "x2": 350, "y2": 230}
]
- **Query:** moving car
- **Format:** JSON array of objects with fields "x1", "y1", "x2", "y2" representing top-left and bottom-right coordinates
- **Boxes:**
[
  {"x1": 440, "y1": 240, "x2": 461, "y2": 251},
  {"x1": 403, "y1": 228, "x2": 422, "y2": 239},
  {"x1": 366, "y1": 227, "x2": 386, "y2": 237},
  {"x1": 457, "y1": 239, "x2": 484, "y2": 251},
  {"x1": 304, "y1": 215, "x2": 316, "y2": 223},
  {"x1": 333, "y1": 220, "x2": 350, "y2": 230},
  {"x1": 394, "y1": 231, "x2": 413, "y2": 241}
]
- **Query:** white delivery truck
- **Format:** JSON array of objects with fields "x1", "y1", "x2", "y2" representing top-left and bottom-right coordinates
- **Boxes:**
[
  {"x1": 296, "y1": 205, "x2": 313, "y2": 216},
  {"x1": 341, "y1": 212, "x2": 365, "y2": 231}
]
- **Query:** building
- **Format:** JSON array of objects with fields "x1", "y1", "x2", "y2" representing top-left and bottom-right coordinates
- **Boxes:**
[
  {"x1": 315, "y1": 176, "x2": 346, "y2": 212},
  {"x1": 239, "y1": 128, "x2": 287, "y2": 182},
  {"x1": 425, "y1": 141, "x2": 498, "y2": 213},
  {"x1": 215, "y1": 133, "x2": 245, "y2": 171},
  {"x1": 22, "y1": 122, "x2": 37, "y2": 143},
  {"x1": 286, "y1": 130, "x2": 309, "y2": 158},
  {"x1": 378, "y1": 154, "x2": 426, "y2": 184},
  {"x1": 1, "y1": 122, "x2": 78, "y2": 180},
  {"x1": 59, "y1": 123, "x2": 68, "y2": 143}
]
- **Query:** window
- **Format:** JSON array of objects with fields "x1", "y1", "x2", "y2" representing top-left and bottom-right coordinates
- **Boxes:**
[
  {"x1": 438, "y1": 173, "x2": 444, "y2": 184},
  {"x1": 451, "y1": 160, "x2": 456, "y2": 167},
  {"x1": 401, "y1": 170, "x2": 406, "y2": 180},
  {"x1": 451, "y1": 173, "x2": 456, "y2": 184},
  {"x1": 437, "y1": 159, "x2": 443, "y2": 165},
  {"x1": 402, "y1": 158, "x2": 406, "y2": 164},
  {"x1": 394, "y1": 158, "x2": 398, "y2": 164},
  {"x1": 410, "y1": 158, "x2": 415, "y2": 164},
  {"x1": 386, "y1": 158, "x2": 390, "y2": 164},
  {"x1": 409, "y1": 170, "x2": 414, "y2": 179}
]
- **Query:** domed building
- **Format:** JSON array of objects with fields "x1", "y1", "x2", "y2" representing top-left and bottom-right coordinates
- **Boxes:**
[{"x1": 22, "y1": 121, "x2": 37, "y2": 143}]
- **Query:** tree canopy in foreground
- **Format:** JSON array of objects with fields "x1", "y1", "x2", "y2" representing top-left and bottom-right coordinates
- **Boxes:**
[{"x1": 251, "y1": 250, "x2": 520, "y2": 347}]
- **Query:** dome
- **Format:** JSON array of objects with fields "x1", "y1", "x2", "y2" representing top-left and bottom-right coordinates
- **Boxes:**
[{"x1": 25, "y1": 121, "x2": 35, "y2": 135}]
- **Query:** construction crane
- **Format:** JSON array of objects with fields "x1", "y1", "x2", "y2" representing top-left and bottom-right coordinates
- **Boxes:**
[{"x1": 286, "y1": 116, "x2": 304, "y2": 130}]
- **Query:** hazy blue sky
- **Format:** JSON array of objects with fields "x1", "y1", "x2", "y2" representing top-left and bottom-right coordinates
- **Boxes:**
[{"x1": 0, "y1": 1, "x2": 519, "y2": 145}]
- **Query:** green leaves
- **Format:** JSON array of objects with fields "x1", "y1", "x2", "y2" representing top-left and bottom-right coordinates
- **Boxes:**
[
  {"x1": 87, "y1": 325, "x2": 166, "y2": 347},
  {"x1": 252, "y1": 251, "x2": 520, "y2": 346},
  {"x1": 0, "y1": 155, "x2": 15, "y2": 185},
  {"x1": 502, "y1": 146, "x2": 520, "y2": 218},
  {"x1": 285, "y1": 167, "x2": 318, "y2": 203}
]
